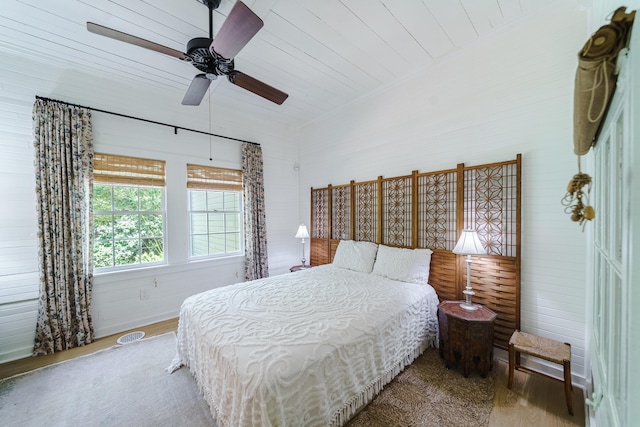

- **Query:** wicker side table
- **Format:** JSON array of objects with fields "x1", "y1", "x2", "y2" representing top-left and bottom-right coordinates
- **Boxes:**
[{"x1": 438, "y1": 300, "x2": 497, "y2": 377}]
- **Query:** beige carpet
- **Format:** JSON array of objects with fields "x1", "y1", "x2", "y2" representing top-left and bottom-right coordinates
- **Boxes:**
[
  {"x1": 0, "y1": 333, "x2": 213, "y2": 427},
  {"x1": 0, "y1": 333, "x2": 494, "y2": 427}
]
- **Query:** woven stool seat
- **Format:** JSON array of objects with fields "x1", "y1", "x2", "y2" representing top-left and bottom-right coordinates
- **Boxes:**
[
  {"x1": 509, "y1": 331, "x2": 571, "y2": 364},
  {"x1": 507, "y1": 330, "x2": 573, "y2": 416}
]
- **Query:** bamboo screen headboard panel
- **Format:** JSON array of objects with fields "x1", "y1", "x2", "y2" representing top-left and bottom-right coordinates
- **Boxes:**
[{"x1": 309, "y1": 155, "x2": 521, "y2": 350}]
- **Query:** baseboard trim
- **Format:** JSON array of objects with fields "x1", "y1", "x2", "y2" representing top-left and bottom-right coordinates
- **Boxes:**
[
  {"x1": 94, "y1": 311, "x2": 179, "y2": 339},
  {"x1": 494, "y1": 347, "x2": 586, "y2": 389}
]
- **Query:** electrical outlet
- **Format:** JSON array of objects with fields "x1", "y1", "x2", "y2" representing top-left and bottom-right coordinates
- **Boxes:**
[{"x1": 140, "y1": 289, "x2": 149, "y2": 300}]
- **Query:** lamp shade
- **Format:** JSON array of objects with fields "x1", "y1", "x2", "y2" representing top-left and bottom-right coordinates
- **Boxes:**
[
  {"x1": 295, "y1": 224, "x2": 310, "y2": 239},
  {"x1": 452, "y1": 229, "x2": 486, "y2": 255}
]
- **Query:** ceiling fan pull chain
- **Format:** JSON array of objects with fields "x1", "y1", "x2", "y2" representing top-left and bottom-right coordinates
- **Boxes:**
[
  {"x1": 209, "y1": 90, "x2": 213, "y2": 161},
  {"x1": 208, "y1": 1, "x2": 214, "y2": 39}
]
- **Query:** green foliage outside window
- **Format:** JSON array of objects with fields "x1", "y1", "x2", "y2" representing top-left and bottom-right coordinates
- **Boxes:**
[{"x1": 94, "y1": 185, "x2": 165, "y2": 269}]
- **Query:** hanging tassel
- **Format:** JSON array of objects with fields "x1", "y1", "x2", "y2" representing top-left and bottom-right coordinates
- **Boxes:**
[{"x1": 561, "y1": 156, "x2": 595, "y2": 228}]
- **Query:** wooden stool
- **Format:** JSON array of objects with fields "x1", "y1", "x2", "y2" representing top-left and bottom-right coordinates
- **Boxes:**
[{"x1": 508, "y1": 330, "x2": 573, "y2": 415}]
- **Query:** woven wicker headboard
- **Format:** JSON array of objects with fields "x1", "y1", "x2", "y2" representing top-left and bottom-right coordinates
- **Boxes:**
[{"x1": 309, "y1": 155, "x2": 521, "y2": 350}]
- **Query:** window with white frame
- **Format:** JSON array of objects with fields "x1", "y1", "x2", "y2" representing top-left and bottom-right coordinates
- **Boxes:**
[
  {"x1": 187, "y1": 164, "x2": 243, "y2": 258},
  {"x1": 93, "y1": 153, "x2": 166, "y2": 270}
]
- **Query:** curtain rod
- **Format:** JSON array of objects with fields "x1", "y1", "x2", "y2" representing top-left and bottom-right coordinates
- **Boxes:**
[{"x1": 35, "y1": 96, "x2": 259, "y2": 146}]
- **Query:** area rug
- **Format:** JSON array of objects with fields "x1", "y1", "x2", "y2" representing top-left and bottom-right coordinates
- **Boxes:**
[
  {"x1": 0, "y1": 333, "x2": 212, "y2": 427},
  {"x1": 0, "y1": 334, "x2": 495, "y2": 427},
  {"x1": 346, "y1": 349, "x2": 496, "y2": 427}
]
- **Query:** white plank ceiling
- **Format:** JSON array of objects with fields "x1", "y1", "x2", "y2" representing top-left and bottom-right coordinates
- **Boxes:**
[{"x1": 0, "y1": 0, "x2": 567, "y2": 129}]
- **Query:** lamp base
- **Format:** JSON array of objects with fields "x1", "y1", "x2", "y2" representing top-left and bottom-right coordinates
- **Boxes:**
[
  {"x1": 461, "y1": 287, "x2": 478, "y2": 310},
  {"x1": 459, "y1": 302, "x2": 479, "y2": 311}
]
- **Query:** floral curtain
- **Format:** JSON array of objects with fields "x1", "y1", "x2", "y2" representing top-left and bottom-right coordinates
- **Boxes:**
[
  {"x1": 32, "y1": 99, "x2": 95, "y2": 355},
  {"x1": 242, "y1": 143, "x2": 269, "y2": 280}
]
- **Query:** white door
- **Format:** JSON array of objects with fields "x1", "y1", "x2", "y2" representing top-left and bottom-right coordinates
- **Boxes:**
[{"x1": 588, "y1": 52, "x2": 630, "y2": 426}]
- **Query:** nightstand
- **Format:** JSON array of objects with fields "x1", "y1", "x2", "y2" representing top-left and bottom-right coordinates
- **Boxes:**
[
  {"x1": 438, "y1": 300, "x2": 496, "y2": 377},
  {"x1": 289, "y1": 265, "x2": 312, "y2": 272}
]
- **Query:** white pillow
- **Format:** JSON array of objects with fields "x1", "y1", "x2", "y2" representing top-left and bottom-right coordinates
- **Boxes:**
[
  {"x1": 372, "y1": 244, "x2": 433, "y2": 284},
  {"x1": 332, "y1": 240, "x2": 379, "y2": 273}
]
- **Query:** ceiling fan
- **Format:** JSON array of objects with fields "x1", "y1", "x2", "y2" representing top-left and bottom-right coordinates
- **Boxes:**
[{"x1": 87, "y1": 0, "x2": 288, "y2": 106}]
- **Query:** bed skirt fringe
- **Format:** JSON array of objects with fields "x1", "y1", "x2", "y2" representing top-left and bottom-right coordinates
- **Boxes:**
[
  {"x1": 330, "y1": 337, "x2": 436, "y2": 427},
  {"x1": 165, "y1": 354, "x2": 182, "y2": 374}
]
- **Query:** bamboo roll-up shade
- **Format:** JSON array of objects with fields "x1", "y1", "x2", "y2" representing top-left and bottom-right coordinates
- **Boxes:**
[
  {"x1": 94, "y1": 153, "x2": 165, "y2": 186},
  {"x1": 186, "y1": 164, "x2": 242, "y2": 191}
]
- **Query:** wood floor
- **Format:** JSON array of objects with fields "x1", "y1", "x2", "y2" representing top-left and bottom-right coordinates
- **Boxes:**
[
  {"x1": 0, "y1": 319, "x2": 585, "y2": 426},
  {"x1": 0, "y1": 318, "x2": 179, "y2": 379}
]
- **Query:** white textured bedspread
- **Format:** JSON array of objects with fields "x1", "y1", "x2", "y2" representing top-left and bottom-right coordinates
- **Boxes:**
[{"x1": 168, "y1": 265, "x2": 439, "y2": 427}]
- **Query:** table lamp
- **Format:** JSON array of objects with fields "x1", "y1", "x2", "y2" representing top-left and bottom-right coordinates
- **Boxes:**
[
  {"x1": 452, "y1": 229, "x2": 487, "y2": 310},
  {"x1": 295, "y1": 224, "x2": 310, "y2": 268}
]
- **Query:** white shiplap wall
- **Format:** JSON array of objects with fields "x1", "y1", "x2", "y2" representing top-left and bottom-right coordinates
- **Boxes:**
[
  {"x1": 297, "y1": 4, "x2": 592, "y2": 384},
  {"x1": 0, "y1": 52, "x2": 300, "y2": 363},
  {"x1": 1, "y1": 0, "x2": 625, "y2": 380}
]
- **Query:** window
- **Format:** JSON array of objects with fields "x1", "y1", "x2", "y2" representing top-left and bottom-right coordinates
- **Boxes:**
[
  {"x1": 93, "y1": 153, "x2": 166, "y2": 270},
  {"x1": 187, "y1": 164, "x2": 243, "y2": 258}
]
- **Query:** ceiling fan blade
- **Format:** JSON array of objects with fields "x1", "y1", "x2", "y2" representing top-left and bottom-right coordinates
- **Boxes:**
[
  {"x1": 87, "y1": 22, "x2": 190, "y2": 61},
  {"x1": 211, "y1": 1, "x2": 264, "y2": 60},
  {"x1": 228, "y1": 72, "x2": 288, "y2": 105},
  {"x1": 182, "y1": 74, "x2": 212, "y2": 105}
]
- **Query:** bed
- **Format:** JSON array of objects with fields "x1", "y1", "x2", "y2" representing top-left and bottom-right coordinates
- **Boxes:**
[{"x1": 167, "y1": 241, "x2": 439, "y2": 427}]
